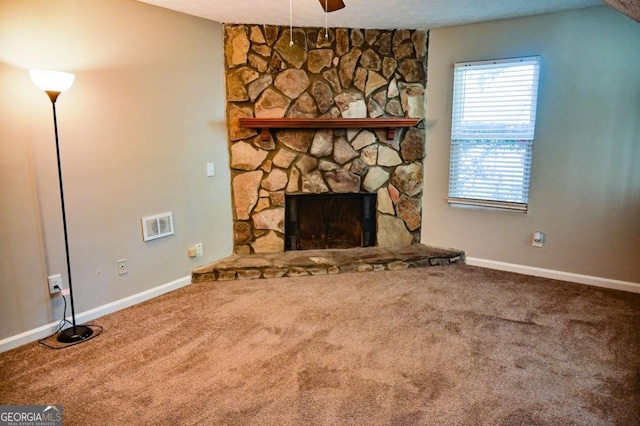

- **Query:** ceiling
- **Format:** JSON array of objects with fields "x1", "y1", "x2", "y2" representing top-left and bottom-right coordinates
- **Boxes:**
[{"x1": 138, "y1": 0, "x2": 603, "y2": 30}]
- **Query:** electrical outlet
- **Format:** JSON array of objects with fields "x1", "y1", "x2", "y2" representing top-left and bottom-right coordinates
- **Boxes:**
[
  {"x1": 195, "y1": 243, "x2": 203, "y2": 257},
  {"x1": 532, "y1": 232, "x2": 545, "y2": 248},
  {"x1": 207, "y1": 163, "x2": 215, "y2": 177},
  {"x1": 47, "y1": 274, "x2": 63, "y2": 294},
  {"x1": 117, "y1": 259, "x2": 128, "y2": 275}
]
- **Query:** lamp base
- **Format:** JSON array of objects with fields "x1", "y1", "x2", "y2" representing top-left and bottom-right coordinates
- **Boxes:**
[{"x1": 57, "y1": 325, "x2": 94, "y2": 343}]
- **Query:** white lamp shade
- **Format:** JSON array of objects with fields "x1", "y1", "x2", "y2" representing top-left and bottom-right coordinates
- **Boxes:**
[{"x1": 29, "y1": 69, "x2": 75, "y2": 93}]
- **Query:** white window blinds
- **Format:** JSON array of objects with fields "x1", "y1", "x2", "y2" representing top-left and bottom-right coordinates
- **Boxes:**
[{"x1": 448, "y1": 56, "x2": 540, "y2": 211}]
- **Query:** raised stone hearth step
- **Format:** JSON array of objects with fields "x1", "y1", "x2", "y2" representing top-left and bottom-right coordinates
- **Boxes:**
[{"x1": 192, "y1": 244, "x2": 464, "y2": 283}]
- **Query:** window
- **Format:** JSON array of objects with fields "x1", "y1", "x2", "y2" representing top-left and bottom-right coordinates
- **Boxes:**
[{"x1": 448, "y1": 56, "x2": 540, "y2": 212}]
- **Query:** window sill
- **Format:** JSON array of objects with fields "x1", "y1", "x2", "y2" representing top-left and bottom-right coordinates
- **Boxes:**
[{"x1": 447, "y1": 197, "x2": 528, "y2": 213}]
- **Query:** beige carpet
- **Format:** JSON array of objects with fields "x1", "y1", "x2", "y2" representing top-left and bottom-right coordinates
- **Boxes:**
[{"x1": 1, "y1": 264, "x2": 639, "y2": 425}]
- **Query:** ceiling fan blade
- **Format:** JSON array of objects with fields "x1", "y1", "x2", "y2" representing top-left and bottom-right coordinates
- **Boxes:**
[{"x1": 319, "y1": 0, "x2": 345, "y2": 12}]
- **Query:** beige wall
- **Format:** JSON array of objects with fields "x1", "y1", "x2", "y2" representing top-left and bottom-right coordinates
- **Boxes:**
[
  {"x1": 0, "y1": 0, "x2": 232, "y2": 340},
  {"x1": 422, "y1": 6, "x2": 640, "y2": 283}
]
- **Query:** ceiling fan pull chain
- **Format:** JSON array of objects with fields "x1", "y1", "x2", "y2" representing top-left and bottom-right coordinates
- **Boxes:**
[
  {"x1": 325, "y1": 0, "x2": 328, "y2": 39},
  {"x1": 289, "y1": 0, "x2": 294, "y2": 46}
]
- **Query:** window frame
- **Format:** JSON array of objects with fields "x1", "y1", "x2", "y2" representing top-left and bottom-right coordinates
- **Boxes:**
[{"x1": 447, "y1": 56, "x2": 541, "y2": 213}]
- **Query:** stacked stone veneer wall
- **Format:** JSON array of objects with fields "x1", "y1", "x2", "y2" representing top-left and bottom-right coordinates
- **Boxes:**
[{"x1": 224, "y1": 24, "x2": 428, "y2": 254}]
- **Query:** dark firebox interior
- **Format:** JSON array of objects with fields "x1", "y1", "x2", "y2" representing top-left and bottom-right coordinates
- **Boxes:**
[{"x1": 285, "y1": 193, "x2": 376, "y2": 250}]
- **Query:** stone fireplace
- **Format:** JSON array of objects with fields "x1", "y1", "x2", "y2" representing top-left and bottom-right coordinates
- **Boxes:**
[{"x1": 225, "y1": 24, "x2": 428, "y2": 254}]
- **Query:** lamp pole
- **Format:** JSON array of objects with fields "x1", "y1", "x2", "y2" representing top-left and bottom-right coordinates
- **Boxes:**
[{"x1": 49, "y1": 93, "x2": 93, "y2": 343}]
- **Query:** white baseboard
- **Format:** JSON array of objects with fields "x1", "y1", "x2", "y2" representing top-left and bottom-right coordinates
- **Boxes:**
[
  {"x1": 465, "y1": 257, "x2": 640, "y2": 294},
  {"x1": 0, "y1": 275, "x2": 192, "y2": 353}
]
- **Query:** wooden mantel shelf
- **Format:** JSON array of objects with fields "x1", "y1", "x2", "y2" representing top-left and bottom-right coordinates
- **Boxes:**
[{"x1": 239, "y1": 117, "x2": 420, "y2": 141}]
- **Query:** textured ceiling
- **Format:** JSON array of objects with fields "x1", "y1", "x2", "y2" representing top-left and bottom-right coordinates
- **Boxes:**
[{"x1": 138, "y1": 0, "x2": 603, "y2": 29}]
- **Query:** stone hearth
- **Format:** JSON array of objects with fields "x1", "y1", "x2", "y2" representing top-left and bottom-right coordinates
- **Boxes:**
[
  {"x1": 225, "y1": 25, "x2": 428, "y2": 255},
  {"x1": 192, "y1": 244, "x2": 464, "y2": 282}
]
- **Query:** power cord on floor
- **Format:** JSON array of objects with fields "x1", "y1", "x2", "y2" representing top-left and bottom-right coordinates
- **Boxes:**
[{"x1": 38, "y1": 285, "x2": 103, "y2": 350}]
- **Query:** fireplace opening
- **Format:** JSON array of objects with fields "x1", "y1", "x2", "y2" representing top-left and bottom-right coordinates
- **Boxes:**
[{"x1": 285, "y1": 193, "x2": 376, "y2": 251}]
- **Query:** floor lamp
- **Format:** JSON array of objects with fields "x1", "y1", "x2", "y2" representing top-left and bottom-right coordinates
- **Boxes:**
[{"x1": 30, "y1": 69, "x2": 94, "y2": 344}]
